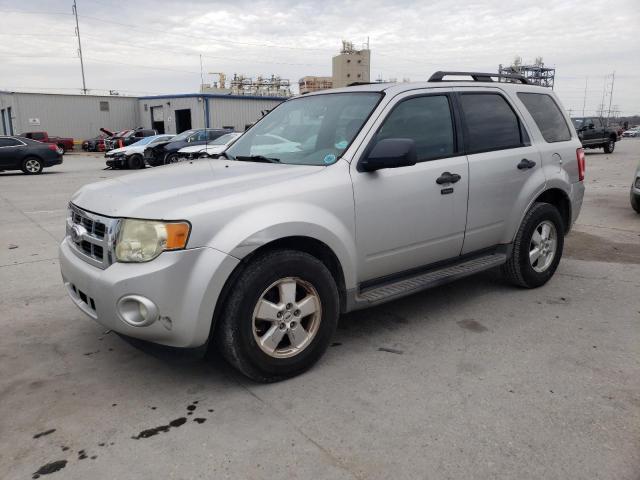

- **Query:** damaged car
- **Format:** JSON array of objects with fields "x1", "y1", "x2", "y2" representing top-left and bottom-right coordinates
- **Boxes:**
[{"x1": 105, "y1": 134, "x2": 175, "y2": 169}]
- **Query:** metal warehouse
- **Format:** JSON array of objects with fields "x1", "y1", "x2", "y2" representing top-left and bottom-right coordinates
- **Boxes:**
[
  {"x1": 137, "y1": 94, "x2": 286, "y2": 134},
  {"x1": 0, "y1": 91, "x2": 139, "y2": 140},
  {"x1": 0, "y1": 91, "x2": 287, "y2": 142}
]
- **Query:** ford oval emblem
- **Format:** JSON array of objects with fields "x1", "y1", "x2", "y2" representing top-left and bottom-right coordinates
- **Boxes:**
[{"x1": 71, "y1": 224, "x2": 87, "y2": 243}]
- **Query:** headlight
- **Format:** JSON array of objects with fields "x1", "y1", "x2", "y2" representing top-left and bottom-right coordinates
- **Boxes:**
[{"x1": 115, "y1": 219, "x2": 190, "y2": 262}]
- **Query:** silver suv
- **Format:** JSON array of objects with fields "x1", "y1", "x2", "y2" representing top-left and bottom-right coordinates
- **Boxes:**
[{"x1": 60, "y1": 71, "x2": 585, "y2": 381}]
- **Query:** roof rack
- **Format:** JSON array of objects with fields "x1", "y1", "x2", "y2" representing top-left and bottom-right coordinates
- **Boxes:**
[{"x1": 428, "y1": 71, "x2": 529, "y2": 84}]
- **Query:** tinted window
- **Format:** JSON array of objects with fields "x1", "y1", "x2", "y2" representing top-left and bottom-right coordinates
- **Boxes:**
[
  {"x1": 460, "y1": 93, "x2": 523, "y2": 152},
  {"x1": 31, "y1": 132, "x2": 45, "y2": 140},
  {"x1": 517, "y1": 93, "x2": 571, "y2": 143},
  {"x1": 375, "y1": 95, "x2": 455, "y2": 161},
  {"x1": 0, "y1": 138, "x2": 20, "y2": 147}
]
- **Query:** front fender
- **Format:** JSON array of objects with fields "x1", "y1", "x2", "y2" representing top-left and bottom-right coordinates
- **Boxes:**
[{"x1": 209, "y1": 202, "x2": 358, "y2": 290}]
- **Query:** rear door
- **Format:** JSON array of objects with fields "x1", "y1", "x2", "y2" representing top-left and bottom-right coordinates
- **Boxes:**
[
  {"x1": 516, "y1": 91, "x2": 578, "y2": 182},
  {"x1": 457, "y1": 88, "x2": 544, "y2": 254},
  {"x1": 351, "y1": 89, "x2": 469, "y2": 281}
]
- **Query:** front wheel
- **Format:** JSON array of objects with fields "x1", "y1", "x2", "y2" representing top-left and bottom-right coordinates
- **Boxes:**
[
  {"x1": 127, "y1": 154, "x2": 144, "y2": 169},
  {"x1": 502, "y1": 202, "x2": 564, "y2": 288},
  {"x1": 215, "y1": 250, "x2": 339, "y2": 382},
  {"x1": 603, "y1": 138, "x2": 615, "y2": 153},
  {"x1": 165, "y1": 153, "x2": 180, "y2": 164}
]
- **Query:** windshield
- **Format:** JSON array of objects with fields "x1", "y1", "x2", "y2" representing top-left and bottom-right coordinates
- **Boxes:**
[
  {"x1": 171, "y1": 129, "x2": 197, "y2": 142},
  {"x1": 210, "y1": 133, "x2": 240, "y2": 146},
  {"x1": 129, "y1": 136, "x2": 157, "y2": 147},
  {"x1": 226, "y1": 92, "x2": 381, "y2": 165},
  {"x1": 571, "y1": 118, "x2": 585, "y2": 128}
]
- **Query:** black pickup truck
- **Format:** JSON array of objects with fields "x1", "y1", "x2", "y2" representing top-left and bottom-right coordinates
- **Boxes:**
[{"x1": 571, "y1": 117, "x2": 617, "y2": 153}]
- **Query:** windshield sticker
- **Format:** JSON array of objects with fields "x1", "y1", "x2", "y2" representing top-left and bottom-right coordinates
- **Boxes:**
[
  {"x1": 335, "y1": 140, "x2": 348, "y2": 149},
  {"x1": 323, "y1": 154, "x2": 337, "y2": 164}
]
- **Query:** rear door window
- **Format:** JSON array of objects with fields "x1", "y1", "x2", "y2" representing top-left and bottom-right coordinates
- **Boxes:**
[
  {"x1": 374, "y1": 95, "x2": 455, "y2": 162},
  {"x1": 517, "y1": 93, "x2": 571, "y2": 143},
  {"x1": 0, "y1": 138, "x2": 21, "y2": 147},
  {"x1": 459, "y1": 93, "x2": 524, "y2": 153}
]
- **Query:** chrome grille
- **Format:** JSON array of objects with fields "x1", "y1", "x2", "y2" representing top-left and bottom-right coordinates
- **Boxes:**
[{"x1": 66, "y1": 204, "x2": 120, "y2": 269}]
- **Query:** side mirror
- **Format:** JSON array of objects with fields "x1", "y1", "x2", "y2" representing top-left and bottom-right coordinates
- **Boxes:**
[
  {"x1": 360, "y1": 138, "x2": 417, "y2": 172},
  {"x1": 588, "y1": 123, "x2": 595, "y2": 130}
]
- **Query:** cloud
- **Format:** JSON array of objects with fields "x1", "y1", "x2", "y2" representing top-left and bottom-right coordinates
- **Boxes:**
[{"x1": 0, "y1": 0, "x2": 638, "y2": 114}]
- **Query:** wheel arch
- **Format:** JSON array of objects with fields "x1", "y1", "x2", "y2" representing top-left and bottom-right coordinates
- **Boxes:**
[{"x1": 533, "y1": 188, "x2": 572, "y2": 233}]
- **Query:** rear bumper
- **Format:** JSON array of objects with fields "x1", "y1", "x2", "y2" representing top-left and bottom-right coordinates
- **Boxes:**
[
  {"x1": 569, "y1": 181, "x2": 585, "y2": 226},
  {"x1": 45, "y1": 156, "x2": 63, "y2": 167},
  {"x1": 59, "y1": 238, "x2": 240, "y2": 348}
]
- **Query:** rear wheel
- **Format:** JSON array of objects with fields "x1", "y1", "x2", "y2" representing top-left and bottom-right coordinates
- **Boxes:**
[
  {"x1": 215, "y1": 250, "x2": 339, "y2": 382},
  {"x1": 57, "y1": 143, "x2": 66, "y2": 153},
  {"x1": 502, "y1": 202, "x2": 564, "y2": 288},
  {"x1": 603, "y1": 138, "x2": 615, "y2": 153},
  {"x1": 22, "y1": 157, "x2": 43, "y2": 174},
  {"x1": 127, "y1": 154, "x2": 144, "y2": 169}
]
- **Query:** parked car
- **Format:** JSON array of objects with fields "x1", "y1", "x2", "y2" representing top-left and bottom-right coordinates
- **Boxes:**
[
  {"x1": 0, "y1": 135, "x2": 63, "y2": 174},
  {"x1": 631, "y1": 162, "x2": 640, "y2": 214},
  {"x1": 60, "y1": 71, "x2": 584, "y2": 381},
  {"x1": 82, "y1": 135, "x2": 108, "y2": 152},
  {"x1": 571, "y1": 117, "x2": 618, "y2": 153},
  {"x1": 622, "y1": 128, "x2": 640, "y2": 138},
  {"x1": 21, "y1": 131, "x2": 74, "y2": 152},
  {"x1": 105, "y1": 127, "x2": 157, "y2": 151},
  {"x1": 144, "y1": 128, "x2": 233, "y2": 166},
  {"x1": 105, "y1": 134, "x2": 175, "y2": 169},
  {"x1": 177, "y1": 132, "x2": 242, "y2": 160}
]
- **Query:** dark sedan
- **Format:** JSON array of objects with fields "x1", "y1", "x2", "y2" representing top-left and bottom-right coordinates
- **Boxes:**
[
  {"x1": 144, "y1": 128, "x2": 232, "y2": 166},
  {"x1": 0, "y1": 136, "x2": 63, "y2": 174}
]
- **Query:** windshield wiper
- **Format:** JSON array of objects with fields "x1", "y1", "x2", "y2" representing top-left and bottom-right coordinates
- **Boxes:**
[{"x1": 235, "y1": 155, "x2": 281, "y2": 164}]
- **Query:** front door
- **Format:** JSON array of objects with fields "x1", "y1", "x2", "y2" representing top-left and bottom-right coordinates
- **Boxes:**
[
  {"x1": 351, "y1": 91, "x2": 469, "y2": 282},
  {"x1": 0, "y1": 137, "x2": 24, "y2": 168}
]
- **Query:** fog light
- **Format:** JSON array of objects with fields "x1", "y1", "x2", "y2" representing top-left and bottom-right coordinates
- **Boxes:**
[{"x1": 117, "y1": 295, "x2": 159, "y2": 327}]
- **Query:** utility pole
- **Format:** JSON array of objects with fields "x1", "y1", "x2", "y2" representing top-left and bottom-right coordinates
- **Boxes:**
[
  {"x1": 581, "y1": 76, "x2": 588, "y2": 117},
  {"x1": 606, "y1": 71, "x2": 615, "y2": 125},
  {"x1": 72, "y1": 0, "x2": 87, "y2": 94}
]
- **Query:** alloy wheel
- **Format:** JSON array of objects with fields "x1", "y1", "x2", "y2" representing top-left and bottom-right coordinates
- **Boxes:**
[
  {"x1": 252, "y1": 277, "x2": 322, "y2": 359},
  {"x1": 529, "y1": 220, "x2": 557, "y2": 273},
  {"x1": 25, "y1": 159, "x2": 41, "y2": 173}
]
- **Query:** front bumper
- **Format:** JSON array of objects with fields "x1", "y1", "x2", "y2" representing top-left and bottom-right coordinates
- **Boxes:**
[
  {"x1": 59, "y1": 238, "x2": 239, "y2": 348},
  {"x1": 105, "y1": 155, "x2": 126, "y2": 168}
]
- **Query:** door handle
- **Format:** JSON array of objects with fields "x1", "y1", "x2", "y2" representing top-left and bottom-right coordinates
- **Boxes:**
[
  {"x1": 436, "y1": 172, "x2": 461, "y2": 184},
  {"x1": 517, "y1": 158, "x2": 536, "y2": 170}
]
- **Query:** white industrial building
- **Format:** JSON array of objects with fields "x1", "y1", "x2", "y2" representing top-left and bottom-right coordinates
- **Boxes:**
[{"x1": 0, "y1": 91, "x2": 286, "y2": 142}]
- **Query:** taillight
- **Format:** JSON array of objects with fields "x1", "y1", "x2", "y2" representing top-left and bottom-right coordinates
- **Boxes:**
[
  {"x1": 576, "y1": 148, "x2": 585, "y2": 181},
  {"x1": 47, "y1": 144, "x2": 58, "y2": 151}
]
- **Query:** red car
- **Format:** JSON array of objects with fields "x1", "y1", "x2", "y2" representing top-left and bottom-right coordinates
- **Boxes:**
[{"x1": 21, "y1": 131, "x2": 74, "y2": 152}]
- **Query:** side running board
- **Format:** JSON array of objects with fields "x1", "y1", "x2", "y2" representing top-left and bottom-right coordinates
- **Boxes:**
[{"x1": 352, "y1": 252, "x2": 507, "y2": 309}]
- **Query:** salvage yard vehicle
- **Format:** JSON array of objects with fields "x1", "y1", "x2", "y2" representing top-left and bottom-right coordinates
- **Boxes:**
[
  {"x1": 631, "y1": 162, "x2": 640, "y2": 214},
  {"x1": 571, "y1": 117, "x2": 618, "y2": 153},
  {"x1": 105, "y1": 127, "x2": 157, "y2": 151},
  {"x1": 21, "y1": 131, "x2": 74, "y2": 152},
  {"x1": 105, "y1": 134, "x2": 175, "y2": 169},
  {"x1": 177, "y1": 132, "x2": 242, "y2": 160},
  {"x1": 0, "y1": 135, "x2": 63, "y2": 174},
  {"x1": 60, "y1": 71, "x2": 585, "y2": 382},
  {"x1": 622, "y1": 128, "x2": 640, "y2": 138},
  {"x1": 144, "y1": 128, "x2": 233, "y2": 166}
]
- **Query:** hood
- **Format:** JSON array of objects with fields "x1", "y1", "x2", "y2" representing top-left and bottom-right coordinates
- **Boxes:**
[
  {"x1": 71, "y1": 160, "x2": 324, "y2": 219},
  {"x1": 107, "y1": 146, "x2": 127, "y2": 156}
]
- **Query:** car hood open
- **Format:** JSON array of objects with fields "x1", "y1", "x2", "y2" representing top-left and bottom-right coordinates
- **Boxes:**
[{"x1": 71, "y1": 159, "x2": 323, "y2": 220}]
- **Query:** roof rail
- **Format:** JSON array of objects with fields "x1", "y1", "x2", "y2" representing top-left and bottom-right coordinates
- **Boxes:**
[{"x1": 428, "y1": 71, "x2": 529, "y2": 84}]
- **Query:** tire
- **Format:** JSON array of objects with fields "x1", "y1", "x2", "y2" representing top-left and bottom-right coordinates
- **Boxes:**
[
  {"x1": 502, "y1": 202, "x2": 564, "y2": 288},
  {"x1": 215, "y1": 250, "x2": 339, "y2": 382},
  {"x1": 127, "y1": 154, "x2": 144, "y2": 169},
  {"x1": 603, "y1": 138, "x2": 615, "y2": 153},
  {"x1": 57, "y1": 143, "x2": 66, "y2": 153},
  {"x1": 165, "y1": 153, "x2": 180, "y2": 164},
  {"x1": 21, "y1": 157, "x2": 44, "y2": 175},
  {"x1": 631, "y1": 190, "x2": 640, "y2": 214}
]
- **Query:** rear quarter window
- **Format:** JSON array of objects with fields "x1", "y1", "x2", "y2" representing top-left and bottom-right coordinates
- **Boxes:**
[{"x1": 517, "y1": 93, "x2": 571, "y2": 143}]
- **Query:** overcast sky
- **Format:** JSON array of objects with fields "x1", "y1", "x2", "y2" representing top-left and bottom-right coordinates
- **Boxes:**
[{"x1": 1, "y1": 0, "x2": 639, "y2": 116}]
